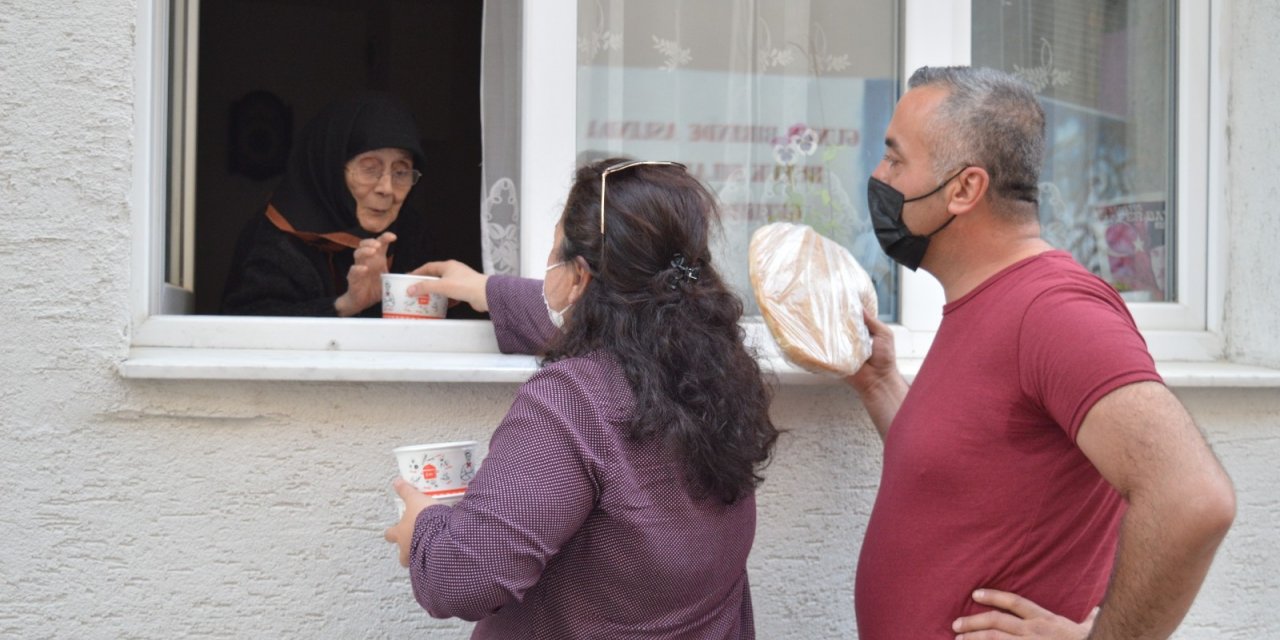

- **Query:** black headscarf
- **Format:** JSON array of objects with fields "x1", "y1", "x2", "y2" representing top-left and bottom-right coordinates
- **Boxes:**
[{"x1": 271, "y1": 91, "x2": 427, "y2": 239}]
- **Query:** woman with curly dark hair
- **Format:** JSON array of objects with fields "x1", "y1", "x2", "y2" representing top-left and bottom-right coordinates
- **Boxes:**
[{"x1": 384, "y1": 158, "x2": 779, "y2": 639}]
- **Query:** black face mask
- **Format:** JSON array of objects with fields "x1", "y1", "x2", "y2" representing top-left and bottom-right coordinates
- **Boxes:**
[{"x1": 866, "y1": 168, "x2": 967, "y2": 271}]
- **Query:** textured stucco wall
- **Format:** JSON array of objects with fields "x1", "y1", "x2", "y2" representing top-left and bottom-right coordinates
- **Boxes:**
[
  {"x1": 1, "y1": 1, "x2": 1277, "y2": 638},
  {"x1": 1175, "y1": 388, "x2": 1280, "y2": 639},
  {"x1": 1225, "y1": 0, "x2": 1280, "y2": 368}
]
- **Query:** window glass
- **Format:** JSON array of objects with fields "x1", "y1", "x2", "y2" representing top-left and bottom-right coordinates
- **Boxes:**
[
  {"x1": 973, "y1": 1, "x2": 1175, "y2": 302},
  {"x1": 576, "y1": 0, "x2": 900, "y2": 318}
]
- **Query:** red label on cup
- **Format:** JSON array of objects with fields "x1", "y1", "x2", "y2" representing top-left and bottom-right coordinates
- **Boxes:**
[
  {"x1": 418, "y1": 294, "x2": 431, "y2": 305},
  {"x1": 422, "y1": 464, "x2": 437, "y2": 481}
]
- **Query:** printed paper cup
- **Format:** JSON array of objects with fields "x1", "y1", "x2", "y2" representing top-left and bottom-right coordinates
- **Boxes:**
[
  {"x1": 392, "y1": 440, "x2": 480, "y2": 516},
  {"x1": 381, "y1": 273, "x2": 447, "y2": 319}
]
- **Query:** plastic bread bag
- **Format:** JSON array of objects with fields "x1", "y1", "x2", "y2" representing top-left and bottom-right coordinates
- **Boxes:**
[{"x1": 748, "y1": 222, "x2": 879, "y2": 376}]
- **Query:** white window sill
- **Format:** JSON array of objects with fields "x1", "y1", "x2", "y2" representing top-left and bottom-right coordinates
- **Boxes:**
[
  {"x1": 120, "y1": 347, "x2": 540, "y2": 382},
  {"x1": 119, "y1": 347, "x2": 1280, "y2": 388},
  {"x1": 758, "y1": 357, "x2": 1280, "y2": 388},
  {"x1": 118, "y1": 317, "x2": 1280, "y2": 387}
]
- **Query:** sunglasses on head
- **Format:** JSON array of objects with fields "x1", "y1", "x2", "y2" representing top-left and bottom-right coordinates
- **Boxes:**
[{"x1": 598, "y1": 160, "x2": 687, "y2": 235}]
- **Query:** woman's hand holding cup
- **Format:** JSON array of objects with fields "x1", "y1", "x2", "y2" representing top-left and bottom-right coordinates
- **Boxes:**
[
  {"x1": 384, "y1": 477, "x2": 436, "y2": 567},
  {"x1": 408, "y1": 260, "x2": 490, "y2": 312}
]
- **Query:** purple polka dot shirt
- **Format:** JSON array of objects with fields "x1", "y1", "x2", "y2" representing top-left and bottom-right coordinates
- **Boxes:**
[{"x1": 408, "y1": 276, "x2": 757, "y2": 639}]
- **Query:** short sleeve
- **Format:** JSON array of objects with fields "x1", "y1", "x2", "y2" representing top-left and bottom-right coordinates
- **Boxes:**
[{"x1": 1017, "y1": 281, "x2": 1163, "y2": 441}]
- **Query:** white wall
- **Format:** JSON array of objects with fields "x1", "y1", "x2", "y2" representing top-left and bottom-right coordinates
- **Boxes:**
[
  {"x1": 0, "y1": 1, "x2": 1277, "y2": 638},
  {"x1": 1225, "y1": 0, "x2": 1280, "y2": 369}
]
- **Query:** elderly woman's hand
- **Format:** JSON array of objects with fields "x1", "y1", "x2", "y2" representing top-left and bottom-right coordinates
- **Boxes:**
[
  {"x1": 334, "y1": 232, "x2": 396, "y2": 317},
  {"x1": 408, "y1": 260, "x2": 491, "y2": 313}
]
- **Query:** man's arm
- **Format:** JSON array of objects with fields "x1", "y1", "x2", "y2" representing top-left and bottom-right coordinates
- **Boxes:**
[
  {"x1": 844, "y1": 310, "x2": 909, "y2": 439},
  {"x1": 1076, "y1": 381, "x2": 1235, "y2": 639}
]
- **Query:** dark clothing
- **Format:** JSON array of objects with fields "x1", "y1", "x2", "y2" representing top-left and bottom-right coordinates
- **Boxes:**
[
  {"x1": 272, "y1": 91, "x2": 425, "y2": 239},
  {"x1": 222, "y1": 213, "x2": 374, "y2": 317},
  {"x1": 409, "y1": 276, "x2": 757, "y2": 639},
  {"x1": 221, "y1": 91, "x2": 429, "y2": 316}
]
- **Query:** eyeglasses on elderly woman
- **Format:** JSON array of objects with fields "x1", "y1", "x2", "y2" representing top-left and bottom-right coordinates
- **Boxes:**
[{"x1": 346, "y1": 162, "x2": 423, "y2": 189}]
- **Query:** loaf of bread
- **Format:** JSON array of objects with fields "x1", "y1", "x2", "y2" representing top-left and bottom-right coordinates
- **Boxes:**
[{"x1": 748, "y1": 222, "x2": 878, "y2": 376}]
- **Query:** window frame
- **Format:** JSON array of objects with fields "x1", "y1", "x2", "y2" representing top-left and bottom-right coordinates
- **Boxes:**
[
  {"x1": 128, "y1": 0, "x2": 572, "y2": 363},
  {"x1": 891, "y1": 0, "x2": 1221, "y2": 360},
  {"x1": 125, "y1": 0, "x2": 1227, "y2": 383}
]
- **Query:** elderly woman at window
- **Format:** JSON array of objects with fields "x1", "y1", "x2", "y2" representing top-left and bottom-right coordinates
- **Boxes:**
[{"x1": 221, "y1": 92, "x2": 431, "y2": 317}]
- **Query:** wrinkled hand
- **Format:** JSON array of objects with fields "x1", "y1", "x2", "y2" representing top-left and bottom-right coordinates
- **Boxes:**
[
  {"x1": 335, "y1": 232, "x2": 396, "y2": 317},
  {"x1": 845, "y1": 308, "x2": 898, "y2": 394},
  {"x1": 407, "y1": 260, "x2": 490, "y2": 313},
  {"x1": 953, "y1": 589, "x2": 1098, "y2": 639},
  {"x1": 383, "y1": 477, "x2": 437, "y2": 567}
]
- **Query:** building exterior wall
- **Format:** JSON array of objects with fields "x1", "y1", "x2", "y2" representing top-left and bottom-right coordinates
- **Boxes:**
[
  {"x1": 0, "y1": 1, "x2": 1276, "y2": 638},
  {"x1": 1225, "y1": 0, "x2": 1280, "y2": 369}
]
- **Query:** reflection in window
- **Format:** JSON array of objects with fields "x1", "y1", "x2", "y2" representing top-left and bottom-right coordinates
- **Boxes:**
[
  {"x1": 974, "y1": 1, "x2": 1175, "y2": 302},
  {"x1": 575, "y1": 0, "x2": 899, "y2": 319}
]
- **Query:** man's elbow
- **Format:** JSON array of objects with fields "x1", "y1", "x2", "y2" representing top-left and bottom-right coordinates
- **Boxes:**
[
  {"x1": 1207, "y1": 480, "x2": 1237, "y2": 537},
  {"x1": 1187, "y1": 471, "x2": 1236, "y2": 544}
]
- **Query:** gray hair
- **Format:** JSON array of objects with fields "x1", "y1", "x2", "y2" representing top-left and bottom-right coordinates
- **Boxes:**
[{"x1": 908, "y1": 66, "x2": 1045, "y2": 216}]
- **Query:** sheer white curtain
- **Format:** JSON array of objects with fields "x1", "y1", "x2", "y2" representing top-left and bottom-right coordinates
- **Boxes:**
[
  {"x1": 575, "y1": 0, "x2": 898, "y2": 316},
  {"x1": 480, "y1": 2, "x2": 522, "y2": 276}
]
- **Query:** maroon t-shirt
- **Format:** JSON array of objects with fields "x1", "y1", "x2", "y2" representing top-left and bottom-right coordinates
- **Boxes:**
[{"x1": 855, "y1": 251, "x2": 1162, "y2": 639}]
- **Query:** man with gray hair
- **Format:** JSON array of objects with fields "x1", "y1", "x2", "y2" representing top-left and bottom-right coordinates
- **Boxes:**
[{"x1": 846, "y1": 66, "x2": 1235, "y2": 639}]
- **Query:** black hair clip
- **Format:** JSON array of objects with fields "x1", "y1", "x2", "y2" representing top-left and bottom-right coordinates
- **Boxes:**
[{"x1": 668, "y1": 253, "x2": 701, "y2": 290}]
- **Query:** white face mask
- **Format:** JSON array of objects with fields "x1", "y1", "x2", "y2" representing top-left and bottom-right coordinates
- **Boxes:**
[{"x1": 542, "y1": 261, "x2": 572, "y2": 329}]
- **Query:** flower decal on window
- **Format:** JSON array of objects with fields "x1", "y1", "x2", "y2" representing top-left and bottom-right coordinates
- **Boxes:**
[{"x1": 652, "y1": 36, "x2": 692, "y2": 72}]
